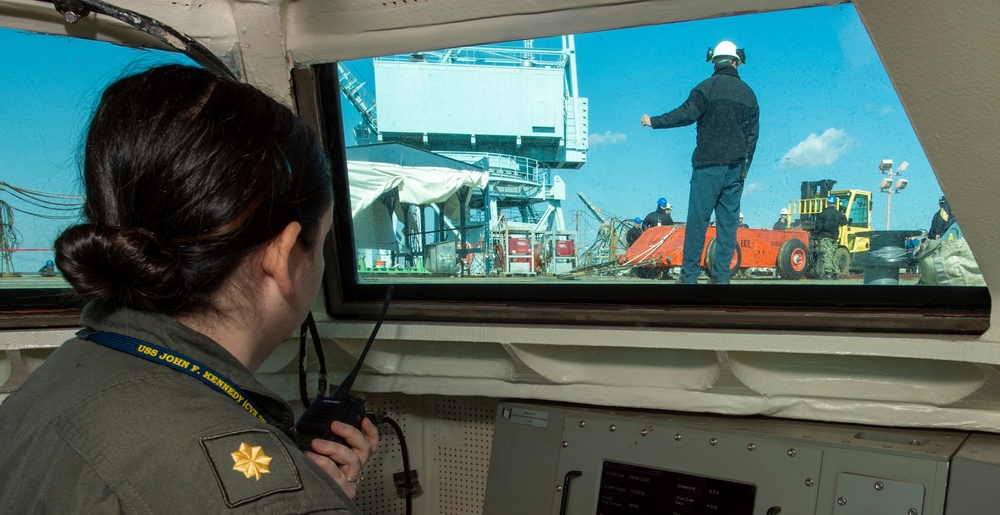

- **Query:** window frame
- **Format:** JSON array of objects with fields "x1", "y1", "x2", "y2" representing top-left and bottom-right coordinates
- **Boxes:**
[
  {"x1": 0, "y1": 27, "x2": 196, "y2": 329},
  {"x1": 306, "y1": 65, "x2": 990, "y2": 336}
]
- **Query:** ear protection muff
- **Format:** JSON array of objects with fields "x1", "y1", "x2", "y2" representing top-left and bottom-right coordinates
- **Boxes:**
[{"x1": 706, "y1": 47, "x2": 747, "y2": 64}]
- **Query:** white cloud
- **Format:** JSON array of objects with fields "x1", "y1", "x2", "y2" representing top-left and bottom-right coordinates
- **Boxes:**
[
  {"x1": 589, "y1": 130, "x2": 626, "y2": 145},
  {"x1": 742, "y1": 182, "x2": 763, "y2": 195},
  {"x1": 779, "y1": 128, "x2": 854, "y2": 169}
]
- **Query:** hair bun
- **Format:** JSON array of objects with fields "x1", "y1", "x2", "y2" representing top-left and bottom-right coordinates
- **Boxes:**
[{"x1": 55, "y1": 224, "x2": 184, "y2": 310}]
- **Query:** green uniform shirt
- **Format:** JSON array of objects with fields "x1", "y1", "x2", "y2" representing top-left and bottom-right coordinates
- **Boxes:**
[{"x1": 0, "y1": 303, "x2": 359, "y2": 514}]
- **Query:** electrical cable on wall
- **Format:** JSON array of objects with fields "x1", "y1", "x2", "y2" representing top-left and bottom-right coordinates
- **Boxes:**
[{"x1": 49, "y1": 0, "x2": 239, "y2": 80}]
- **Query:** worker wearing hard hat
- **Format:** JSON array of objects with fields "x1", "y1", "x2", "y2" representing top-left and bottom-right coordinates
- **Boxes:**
[
  {"x1": 38, "y1": 259, "x2": 58, "y2": 277},
  {"x1": 772, "y1": 208, "x2": 790, "y2": 230},
  {"x1": 928, "y1": 195, "x2": 957, "y2": 240},
  {"x1": 626, "y1": 217, "x2": 643, "y2": 247},
  {"x1": 812, "y1": 195, "x2": 848, "y2": 279},
  {"x1": 640, "y1": 40, "x2": 759, "y2": 284},
  {"x1": 738, "y1": 212, "x2": 749, "y2": 228},
  {"x1": 641, "y1": 197, "x2": 674, "y2": 230}
]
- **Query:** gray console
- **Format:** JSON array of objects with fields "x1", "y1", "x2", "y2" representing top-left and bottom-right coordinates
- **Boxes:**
[{"x1": 483, "y1": 401, "x2": 1000, "y2": 515}]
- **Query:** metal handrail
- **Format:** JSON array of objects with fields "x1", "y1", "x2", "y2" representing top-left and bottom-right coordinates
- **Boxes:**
[{"x1": 377, "y1": 44, "x2": 569, "y2": 69}]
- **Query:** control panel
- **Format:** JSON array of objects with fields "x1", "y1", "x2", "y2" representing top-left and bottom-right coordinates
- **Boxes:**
[{"x1": 483, "y1": 401, "x2": 1000, "y2": 515}]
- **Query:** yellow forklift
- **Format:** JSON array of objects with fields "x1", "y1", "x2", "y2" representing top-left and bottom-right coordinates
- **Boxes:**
[{"x1": 786, "y1": 179, "x2": 872, "y2": 274}]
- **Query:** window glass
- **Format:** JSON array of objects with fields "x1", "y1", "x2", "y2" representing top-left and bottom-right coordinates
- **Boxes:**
[
  {"x1": 332, "y1": 4, "x2": 982, "y2": 290},
  {"x1": 0, "y1": 28, "x2": 194, "y2": 308}
]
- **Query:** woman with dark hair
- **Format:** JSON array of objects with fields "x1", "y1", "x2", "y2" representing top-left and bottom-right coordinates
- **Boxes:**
[{"x1": 0, "y1": 65, "x2": 377, "y2": 513}]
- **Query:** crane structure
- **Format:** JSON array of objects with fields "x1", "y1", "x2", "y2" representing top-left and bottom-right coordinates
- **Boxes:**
[
  {"x1": 336, "y1": 37, "x2": 589, "y2": 275},
  {"x1": 337, "y1": 63, "x2": 378, "y2": 143},
  {"x1": 575, "y1": 192, "x2": 627, "y2": 270}
]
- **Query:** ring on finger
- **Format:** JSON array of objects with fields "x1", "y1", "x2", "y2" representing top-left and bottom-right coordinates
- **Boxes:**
[{"x1": 346, "y1": 475, "x2": 365, "y2": 483}]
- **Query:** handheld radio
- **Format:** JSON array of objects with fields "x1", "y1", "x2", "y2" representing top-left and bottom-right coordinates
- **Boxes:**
[{"x1": 292, "y1": 286, "x2": 393, "y2": 450}]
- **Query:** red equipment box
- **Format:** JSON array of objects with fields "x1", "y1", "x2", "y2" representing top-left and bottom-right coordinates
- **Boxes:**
[
  {"x1": 508, "y1": 237, "x2": 531, "y2": 255},
  {"x1": 555, "y1": 240, "x2": 575, "y2": 257}
]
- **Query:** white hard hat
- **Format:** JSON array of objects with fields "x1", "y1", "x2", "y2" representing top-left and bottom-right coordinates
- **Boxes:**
[
  {"x1": 710, "y1": 40, "x2": 743, "y2": 64},
  {"x1": 739, "y1": 212, "x2": 744, "y2": 218},
  {"x1": 666, "y1": 203, "x2": 672, "y2": 209},
  {"x1": 780, "y1": 208, "x2": 789, "y2": 215}
]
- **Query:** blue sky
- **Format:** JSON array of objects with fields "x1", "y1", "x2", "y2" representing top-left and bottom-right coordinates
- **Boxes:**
[
  {"x1": 572, "y1": 5, "x2": 937, "y2": 235},
  {"x1": 0, "y1": 28, "x2": 192, "y2": 271},
  {"x1": 1, "y1": 4, "x2": 942, "y2": 272}
]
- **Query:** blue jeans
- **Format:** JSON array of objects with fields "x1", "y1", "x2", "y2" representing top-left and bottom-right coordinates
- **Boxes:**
[{"x1": 680, "y1": 163, "x2": 744, "y2": 284}]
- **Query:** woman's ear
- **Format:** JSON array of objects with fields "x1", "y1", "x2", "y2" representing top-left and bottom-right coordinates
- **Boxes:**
[{"x1": 262, "y1": 221, "x2": 303, "y2": 297}]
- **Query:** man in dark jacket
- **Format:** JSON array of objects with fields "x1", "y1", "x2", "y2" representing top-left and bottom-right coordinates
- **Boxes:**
[
  {"x1": 626, "y1": 217, "x2": 643, "y2": 247},
  {"x1": 928, "y1": 196, "x2": 956, "y2": 240},
  {"x1": 772, "y1": 208, "x2": 790, "y2": 230},
  {"x1": 641, "y1": 40, "x2": 759, "y2": 284},
  {"x1": 642, "y1": 197, "x2": 674, "y2": 230},
  {"x1": 812, "y1": 195, "x2": 848, "y2": 279}
]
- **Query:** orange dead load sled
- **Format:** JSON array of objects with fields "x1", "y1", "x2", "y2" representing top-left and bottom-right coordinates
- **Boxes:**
[{"x1": 619, "y1": 225, "x2": 812, "y2": 279}]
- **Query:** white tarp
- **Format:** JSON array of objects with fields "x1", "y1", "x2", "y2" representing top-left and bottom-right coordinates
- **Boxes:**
[{"x1": 348, "y1": 161, "x2": 489, "y2": 249}]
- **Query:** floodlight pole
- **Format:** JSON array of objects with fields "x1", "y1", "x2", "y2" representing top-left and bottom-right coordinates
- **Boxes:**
[
  {"x1": 886, "y1": 188, "x2": 892, "y2": 230},
  {"x1": 878, "y1": 159, "x2": 908, "y2": 230}
]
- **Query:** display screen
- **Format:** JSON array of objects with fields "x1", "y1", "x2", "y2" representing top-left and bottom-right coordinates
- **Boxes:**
[{"x1": 597, "y1": 461, "x2": 756, "y2": 514}]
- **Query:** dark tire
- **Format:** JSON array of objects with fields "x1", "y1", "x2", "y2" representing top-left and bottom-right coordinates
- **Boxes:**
[
  {"x1": 705, "y1": 238, "x2": 741, "y2": 278},
  {"x1": 776, "y1": 238, "x2": 809, "y2": 280},
  {"x1": 834, "y1": 247, "x2": 851, "y2": 275}
]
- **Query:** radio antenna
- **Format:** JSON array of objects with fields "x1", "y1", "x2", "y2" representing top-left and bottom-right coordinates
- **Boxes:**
[{"x1": 330, "y1": 286, "x2": 394, "y2": 399}]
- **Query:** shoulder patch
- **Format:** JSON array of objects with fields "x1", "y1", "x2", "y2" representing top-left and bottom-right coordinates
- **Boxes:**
[{"x1": 201, "y1": 429, "x2": 303, "y2": 507}]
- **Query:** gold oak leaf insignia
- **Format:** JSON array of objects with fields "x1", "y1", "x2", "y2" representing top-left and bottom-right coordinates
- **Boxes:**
[{"x1": 231, "y1": 442, "x2": 273, "y2": 480}]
